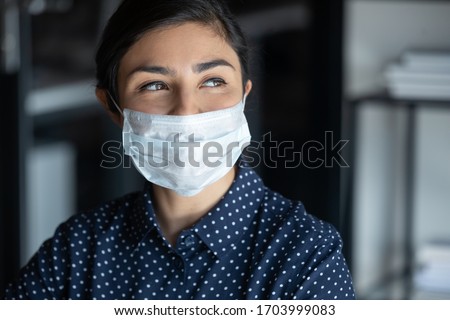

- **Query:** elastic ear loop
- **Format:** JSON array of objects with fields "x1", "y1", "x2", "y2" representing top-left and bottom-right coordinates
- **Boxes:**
[{"x1": 106, "y1": 91, "x2": 124, "y2": 117}]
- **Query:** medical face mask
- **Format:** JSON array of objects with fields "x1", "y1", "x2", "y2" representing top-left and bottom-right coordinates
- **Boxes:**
[{"x1": 110, "y1": 96, "x2": 251, "y2": 196}]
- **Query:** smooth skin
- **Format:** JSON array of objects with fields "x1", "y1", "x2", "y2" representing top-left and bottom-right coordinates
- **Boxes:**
[{"x1": 96, "y1": 22, "x2": 252, "y2": 246}]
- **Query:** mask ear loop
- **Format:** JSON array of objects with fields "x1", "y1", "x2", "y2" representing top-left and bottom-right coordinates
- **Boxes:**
[
  {"x1": 242, "y1": 94, "x2": 247, "y2": 111},
  {"x1": 106, "y1": 91, "x2": 124, "y2": 117}
]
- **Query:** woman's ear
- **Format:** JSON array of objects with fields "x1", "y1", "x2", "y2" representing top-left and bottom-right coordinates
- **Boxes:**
[
  {"x1": 244, "y1": 79, "x2": 253, "y2": 97},
  {"x1": 95, "y1": 88, "x2": 123, "y2": 127}
]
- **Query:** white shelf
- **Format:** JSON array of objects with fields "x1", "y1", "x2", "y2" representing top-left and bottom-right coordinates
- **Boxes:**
[{"x1": 26, "y1": 79, "x2": 98, "y2": 117}]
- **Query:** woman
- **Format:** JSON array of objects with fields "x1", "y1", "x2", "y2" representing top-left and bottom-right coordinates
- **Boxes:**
[{"x1": 3, "y1": 0, "x2": 354, "y2": 299}]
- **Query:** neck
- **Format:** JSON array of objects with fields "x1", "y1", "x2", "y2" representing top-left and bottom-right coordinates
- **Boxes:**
[{"x1": 152, "y1": 166, "x2": 237, "y2": 246}]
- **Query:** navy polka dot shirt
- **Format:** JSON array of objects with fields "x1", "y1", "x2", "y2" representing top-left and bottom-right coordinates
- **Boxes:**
[{"x1": 3, "y1": 166, "x2": 355, "y2": 299}]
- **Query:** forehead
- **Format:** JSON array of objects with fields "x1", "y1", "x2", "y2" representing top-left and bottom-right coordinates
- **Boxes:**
[{"x1": 119, "y1": 22, "x2": 241, "y2": 74}]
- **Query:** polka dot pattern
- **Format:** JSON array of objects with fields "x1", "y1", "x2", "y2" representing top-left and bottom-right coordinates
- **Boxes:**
[{"x1": 3, "y1": 166, "x2": 355, "y2": 300}]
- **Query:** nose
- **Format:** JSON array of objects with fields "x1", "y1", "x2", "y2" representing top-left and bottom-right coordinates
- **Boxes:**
[{"x1": 169, "y1": 90, "x2": 201, "y2": 115}]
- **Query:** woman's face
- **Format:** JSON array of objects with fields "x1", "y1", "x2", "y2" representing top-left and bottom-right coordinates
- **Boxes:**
[{"x1": 116, "y1": 22, "x2": 252, "y2": 115}]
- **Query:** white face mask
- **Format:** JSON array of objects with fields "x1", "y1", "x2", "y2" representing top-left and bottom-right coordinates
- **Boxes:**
[{"x1": 109, "y1": 95, "x2": 251, "y2": 196}]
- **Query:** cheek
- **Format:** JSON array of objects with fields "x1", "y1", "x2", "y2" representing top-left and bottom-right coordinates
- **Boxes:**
[
  {"x1": 200, "y1": 94, "x2": 241, "y2": 111},
  {"x1": 121, "y1": 95, "x2": 176, "y2": 114}
]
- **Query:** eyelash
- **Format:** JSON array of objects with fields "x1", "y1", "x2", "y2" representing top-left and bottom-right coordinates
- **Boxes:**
[
  {"x1": 138, "y1": 78, "x2": 227, "y2": 92},
  {"x1": 201, "y1": 78, "x2": 227, "y2": 88},
  {"x1": 139, "y1": 81, "x2": 168, "y2": 92}
]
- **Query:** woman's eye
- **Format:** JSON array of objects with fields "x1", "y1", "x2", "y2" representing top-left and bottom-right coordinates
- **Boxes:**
[
  {"x1": 202, "y1": 78, "x2": 226, "y2": 88},
  {"x1": 141, "y1": 81, "x2": 168, "y2": 91}
]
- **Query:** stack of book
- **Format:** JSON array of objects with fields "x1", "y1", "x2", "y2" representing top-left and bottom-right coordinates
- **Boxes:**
[
  {"x1": 414, "y1": 242, "x2": 450, "y2": 295},
  {"x1": 384, "y1": 50, "x2": 450, "y2": 100}
]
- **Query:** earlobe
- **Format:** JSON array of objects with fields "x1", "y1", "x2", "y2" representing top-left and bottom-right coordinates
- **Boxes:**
[
  {"x1": 95, "y1": 88, "x2": 109, "y2": 109},
  {"x1": 95, "y1": 88, "x2": 123, "y2": 127},
  {"x1": 244, "y1": 80, "x2": 253, "y2": 97}
]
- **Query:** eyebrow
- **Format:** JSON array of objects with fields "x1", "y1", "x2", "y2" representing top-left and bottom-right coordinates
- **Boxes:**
[
  {"x1": 128, "y1": 65, "x2": 176, "y2": 78},
  {"x1": 193, "y1": 59, "x2": 236, "y2": 73},
  {"x1": 127, "y1": 59, "x2": 235, "y2": 78}
]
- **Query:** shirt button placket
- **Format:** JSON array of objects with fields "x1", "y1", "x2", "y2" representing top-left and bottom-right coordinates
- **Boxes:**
[{"x1": 175, "y1": 258, "x2": 183, "y2": 269}]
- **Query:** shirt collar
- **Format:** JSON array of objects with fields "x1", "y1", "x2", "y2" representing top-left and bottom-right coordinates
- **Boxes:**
[
  {"x1": 192, "y1": 166, "x2": 265, "y2": 258},
  {"x1": 125, "y1": 187, "x2": 159, "y2": 248},
  {"x1": 128, "y1": 165, "x2": 265, "y2": 258}
]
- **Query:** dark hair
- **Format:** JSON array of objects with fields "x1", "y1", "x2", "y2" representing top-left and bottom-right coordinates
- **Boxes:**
[{"x1": 95, "y1": 0, "x2": 249, "y2": 113}]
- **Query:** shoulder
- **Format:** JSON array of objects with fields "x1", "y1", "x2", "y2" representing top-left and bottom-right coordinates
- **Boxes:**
[
  {"x1": 56, "y1": 191, "x2": 142, "y2": 239},
  {"x1": 3, "y1": 191, "x2": 144, "y2": 299},
  {"x1": 37, "y1": 190, "x2": 146, "y2": 265},
  {"x1": 259, "y1": 188, "x2": 342, "y2": 247},
  {"x1": 257, "y1": 187, "x2": 348, "y2": 278},
  {"x1": 45, "y1": 190, "x2": 151, "y2": 266},
  {"x1": 254, "y1": 188, "x2": 354, "y2": 299}
]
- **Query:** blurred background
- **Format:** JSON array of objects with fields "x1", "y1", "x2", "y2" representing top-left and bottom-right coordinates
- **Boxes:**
[{"x1": 1, "y1": 0, "x2": 449, "y2": 299}]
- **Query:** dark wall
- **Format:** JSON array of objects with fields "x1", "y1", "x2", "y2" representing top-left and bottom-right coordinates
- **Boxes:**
[{"x1": 230, "y1": 0, "x2": 345, "y2": 228}]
